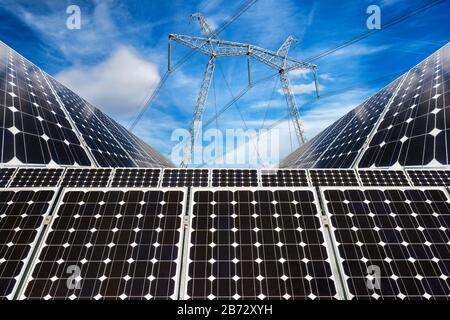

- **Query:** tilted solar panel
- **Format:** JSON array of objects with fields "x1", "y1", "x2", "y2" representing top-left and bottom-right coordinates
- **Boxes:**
[
  {"x1": 357, "y1": 169, "x2": 411, "y2": 187},
  {"x1": 21, "y1": 188, "x2": 186, "y2": 300},
  {"x1": 260, "y1": 169, "x2": 310, "y2": 187},
  {"x1": 183, "y1": 188, "x2": 341, "y2": 300},
  {"x1": 0, "y1": 42, "x2": 92, "y2": 166},
  {"x1": 309, "y1": 169, "x2": 360, "y2": 187},
  {"x1": 321, "y1": 187, "x2": 450, "y2": 300},
  {"x1": 406, "y1": 169, "x2": 450, "y2": 186},
  {"x1": 9, "y1": 168, "x2": 65, "y2": 187},
  {"x1": 211, "y1": 169, "x2": 259, "y2": 187},
  {"x1": 358, "y1": 44, "x2": 450, "y2": 168},
  {"x1": 0, "y1": 188, "x2": 58, "y2": 300}
]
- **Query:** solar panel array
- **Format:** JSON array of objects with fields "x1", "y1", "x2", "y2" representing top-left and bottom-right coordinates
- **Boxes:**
[
  {"x1": 280, "y1": 43, "x2": 450, "y2": 169},
  {"x1": 358, "y1": 170, "x2": 411, "y2": 187},
  {"x1": 260, "y1": 169, "x2": 310, "y2": 187},
  {"x1": 161, "y1": 169, "x2": 209, "y2": 187},
  {"x1": 309, "y1": 170, "x2": 360, "y2": 187},
  {"x1": 211, "y1": 169, "x2": 259, "y2": 187},
  {"x1": 0, "y1": 188, "x2": 57, "y2": 300},
  {"x1": 0, "y1": 41, "x2": 173, "y2": 168},
  {"x1": 9, "y1": 168, "x2": 64, "y2": 187},
  {"x1": 321, "y1": 187, "x2": 450, "y2": 300},
  {"x1": 407, "y1": 169, "x2": 450, "y2": 186},
  {"x1": 184, "y1": 188, "x2": 339, "y2": 300},
  {"x1": 22, "y1": 188, "x2": 186, "y2": 300},
  {"x1": 61, "y1": 169, "x2": 112, "y2": 188}
]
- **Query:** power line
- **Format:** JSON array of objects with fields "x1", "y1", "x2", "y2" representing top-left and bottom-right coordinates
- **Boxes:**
[
  {"x1": 128, "y1": 0, "x2": 259, "y2": 131},
  {"x1": 304, "y1": 0, "x2": 445, "y2": 62}
]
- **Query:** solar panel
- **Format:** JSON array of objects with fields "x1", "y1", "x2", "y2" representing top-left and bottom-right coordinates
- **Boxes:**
[
  {"x1": 358, "y1": 44, "x2": 450, "y2": 168},
  {"x1": 309, "y1": 169, "x2": 360, "y2": 187},
  {"x1": 260, "y1": 169, "x2": 310, "y2": 187},
  {"x1": 110, "y1": 168, "x2": 161, "y2": 188},
  {"x1": 211, "y1": 169, "x2": 259, "y2": 187},
  {"x1": 9, "y1": 168, "x2": 65, "y2": 187},
  {"x1": 60, "y1": 168, "x2": 112, "y2": 188},
  {"x1": 48, "y1": 78, "x2": 136, "y2": 168},
  {"x1": 161, "y1": 169, "x2": 209, "y2": 187},
  {"x1": 321, "y1": 186, "x2": 450, "y2": 300},
  {"x1": 280, "y1": 111, "x2": 356, "y2": 168},
  {"x1": 183, "y1": 187, "x2": 340, "y2": 300},
  {"x1": 357, "y1": 169, "x2": 411, "y2": 187},
  {"x1": 406, "y1": 169, "x2": 450, "y2": 186},
  {"x1": 0, "y1": 188, "x2": 58, "y2": 300},
  {"x1": 0, "y1": 42, "x2": 92, "y2": 166},
  {"x1": 314, "y1": 77, "x2": 404, "y2": 168},
  {"x1": 21, "y1": 188, "x2": 187, "y2": 300},
  {"x1": 0, "y1": 168, "x2": 16, "y2": 187}
]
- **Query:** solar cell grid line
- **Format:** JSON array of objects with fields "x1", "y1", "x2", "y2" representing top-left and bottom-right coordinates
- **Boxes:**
[
  {"x1": 406, "y1": 169, "x2": 450, "y2": 186},
  {"x1": 20, "y1": 187, "x2": 187, "y2": 300},
  {"x1": 9, "y1": 168, "x2": 65, "y2": 187},
  {"x1": 210, "y1": 169, "x2": 259, "y2": 187},
  {"x1": 0, "y1": 188, "x2": 58, "y2": 300},
  {"x1": 183, "y1": 187, "x2": 342, "y2": 300},
  {"x1": 260, "y1": 169, "x2": 310, "y2": 187},
  {"x1": 161, "y1": 168, "x2": 209, "y2": 187},
  {"x1": 320, "y1": 186, "x2": 450, "y2": 300},
  {"x1": 110, "y1": 168, "x2": 162, "y2": 188},
  {"x1": 0, "y1": 168, "x2": 17, "y2": 187},
  {"x1": 357, "y1": 169, "x2": 411, "y2": 187},
  {"x1": 308, "y1": 169, "x2": 361, "y2": 187},
  {"x1": 60, "y1": 168, "x2": 113, "y2": 188}
]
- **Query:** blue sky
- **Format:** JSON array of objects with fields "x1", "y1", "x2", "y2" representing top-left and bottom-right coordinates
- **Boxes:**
[{"x1": 0, "y1": 0, "x2": 449, "y2": 167}]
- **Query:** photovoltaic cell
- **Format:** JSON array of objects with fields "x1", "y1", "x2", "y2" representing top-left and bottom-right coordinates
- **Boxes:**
[
  {"x1": 358, "y1": 43, "x2": 450, "y2": 168},
  {"x1": 110, "y1": 168, "x2": 161, "y2": 188},
  {"x1": 260, "y1": 169, "x2": 309, "y2": 187},
  {"x1": 211, "y1": 169, "x2": 259, "y2": 187},
  {"x1": 0, "y1": 42, "x2": 92, "y2": 166},
  {"x1": 357, "y1": 170, "x2": 411, "y2": 187},
  {"x1": 309, "y1": 169, "x2": 360, "y2": 187},
  {"x1": 9, "y1": 168, "x2": 64, "y2": 187},
  {"x1": 184, "y1": 188, "x2": 339, "y2": 300},
  {"x1": 22, "y1": 188, "x2": 186, "y2": 300},
  {"x1": 60, "y1": 169, "x2": 112, "y2": 188},
  {"x1": 321, "y1": 187, "x2": 450, "y2": 300},
  {"x1": 0, "y1": 188, "x2": 57, "y2": 300},
  {"x1": 0, "y1": 168, "x2": 16, "y2": 187},
  {"x1": 161, "y1": 169, "x2": 209, "y2": 187},
  {"x1": 407, "y1": 169, "x2": 450, "y2": 186}
]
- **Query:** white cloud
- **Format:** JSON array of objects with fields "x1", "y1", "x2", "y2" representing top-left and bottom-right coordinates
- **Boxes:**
[
  {"x1": 278, "y1": 81, "x2": 323, "y2": 95},
  {"x1": 288, "y1": 68, "x2": 312, "y2": 79},
  {"x1": 55, "y1": 46, "x2": 160, "y2": 117},
  {"x1": 328, "y1": 44, "x2": 391, "y2": 58},
  {"x1": 319, "y1": 73, "x2": 335, "y2": 81}
]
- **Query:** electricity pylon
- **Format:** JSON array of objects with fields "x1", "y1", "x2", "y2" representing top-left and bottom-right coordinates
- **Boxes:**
[{"x1": 169, "y1": 13, "x2": 319, "y2": 167}]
